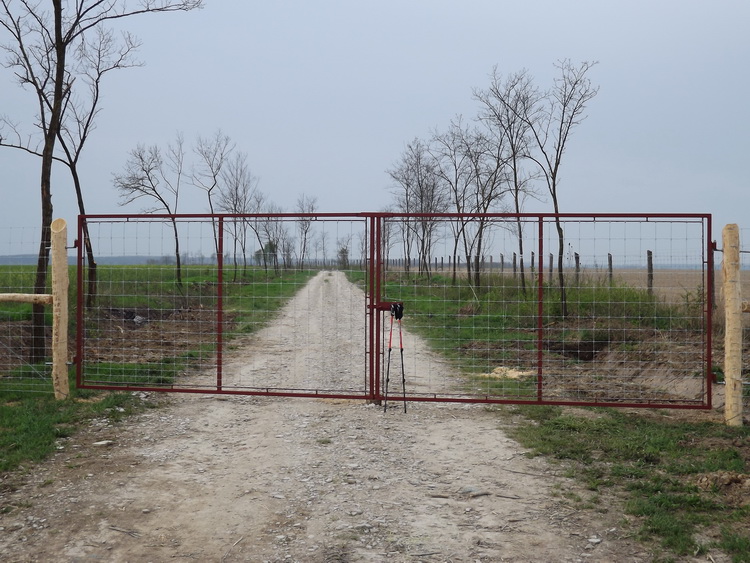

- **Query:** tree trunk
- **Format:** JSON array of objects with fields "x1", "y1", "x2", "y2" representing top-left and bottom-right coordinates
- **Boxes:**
[
  {"x1": 30, "y1": 1, "x2": 65, "y2": 363},
  {"x1": 70, "y1": 164, "x2": 98, "y2": 307},
  {"x1": 474, "y1": 220, "x2": 487, "y2": 288},
  {"x1": 170, "y1": 217, "x2": 183, "y2": 286},
  {"x1": 31, "y1": 223, "x2": 51, "y2": 363},
  {"x1": 555, "y1": 218, "x2": 567, "y2": 317},
  {"x1": 515, "y1": 218, "x2": 527, "y2": 295},
  {"x1": 232, "y1": 229, "x2": 239, "y2": 282}
]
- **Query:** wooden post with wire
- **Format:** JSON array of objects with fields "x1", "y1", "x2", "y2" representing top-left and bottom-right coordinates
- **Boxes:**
[
  {"x1": 50, "y1": 218, "x2": 70, "y2": 400},
  {"x1": 0, "y1": 218, "x2": 69, "y2": 399},
  {"x1": 722, "y1": 224, "x2": 743, "y2": 426}
]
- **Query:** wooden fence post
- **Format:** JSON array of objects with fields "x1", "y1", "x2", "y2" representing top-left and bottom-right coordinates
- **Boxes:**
[
  {"x1": 51, "y1": 218, "x2": 70, "y2": 400},
  {"x1": 548, "y1": 253, "x2": 553, "y2": 284},
  {"x1": 722, "y1": 224, "x2": 743, "y2": 426}
]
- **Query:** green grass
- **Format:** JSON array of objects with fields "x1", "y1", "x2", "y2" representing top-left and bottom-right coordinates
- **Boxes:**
[
  {"x1": 82, "y1": 359, "x2": 184, "y2": 387},
  {"x1": 372, "y1": 270, "x2": 704, "y2": 385},
  {"x1": 0, "y1": 370, "x2": 150, "y2": 473},
  {"x1": 505, "y1": 405, "x2": 750, "y2": 560},
  {"x1": 87, "y1": 264, "x2": 316, "y2": 328},
  {"x1": 0, "y1": 265, "x2": 59, "y2": 324},
  {"x1": 78, "y1": 265, "x2": 317, "y2": 386}
]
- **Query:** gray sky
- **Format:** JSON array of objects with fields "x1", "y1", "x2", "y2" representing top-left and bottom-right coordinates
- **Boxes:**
[{"x1": 1, "y1": 0, "x2": 748, "y2": 250}]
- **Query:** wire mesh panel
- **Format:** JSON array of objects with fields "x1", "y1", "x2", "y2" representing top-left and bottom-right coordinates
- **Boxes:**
[
  {"x1": 378, "y1": 214, "x2": 712, "y2": 408},
  {"x1": 76, "y1": 213, "x2": 713, "y2": 408},
  {"x1": 77, "y1": 214, "x2": 370, "y2": 397},
  {"x1": 0, "y1": 225, "x2": 56, "y2": 394}
]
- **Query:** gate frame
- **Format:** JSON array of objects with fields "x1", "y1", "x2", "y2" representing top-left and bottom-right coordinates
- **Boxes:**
[
  {"x1": 75, "y1": 212, "x2": 714, "y2": 410},
  {"x1": 366, "y1": 212, "x2": 714, "y2": 410}
]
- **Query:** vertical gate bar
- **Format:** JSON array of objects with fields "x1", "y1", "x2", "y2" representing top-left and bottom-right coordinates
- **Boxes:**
[
  {"x1": 377, "y1": 216, "x2": 383, "y2": 400},
  {"x1": 705, "y1": 215, "x2": 713, "y2": 409},
  {"x1": 536, "y1": 216, "x2": 545, "y2": 402},
  {"x1": 375, "y1": 216, "x2": 382, "y2": 401},
  {"x1": 217, "y1": 216, "x2": 224, "y2": 391},
  {"x1": 369, "y1": 215, "x2": 381, "y2": 401},
  {"x1": 367, "y1": 215, "x2": 374, "y2": 399},
  {"x1": 76, "y1": 215, "x2": 85, "y2": 389},
  {"x1": 364, "y1": 215, "x2": 370, "y2": 397}
]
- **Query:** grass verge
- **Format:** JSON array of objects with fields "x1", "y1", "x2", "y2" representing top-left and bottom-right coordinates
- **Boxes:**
[
  {"x1": 503, "y1": 405, "x2": 750, "y2": 562},
  {"x1": 0, "y1": 370, "x2": 153, "y2": 474}
]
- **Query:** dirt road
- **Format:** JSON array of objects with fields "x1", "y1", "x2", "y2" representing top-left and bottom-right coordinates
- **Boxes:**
[{"x1": 0, "y1": 272, "x2": 686, "y2": 562}]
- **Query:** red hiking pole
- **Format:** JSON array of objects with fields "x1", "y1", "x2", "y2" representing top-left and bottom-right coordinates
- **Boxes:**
[{"x1": 383, "y1": 303, "x2": 406, "y2": 413}]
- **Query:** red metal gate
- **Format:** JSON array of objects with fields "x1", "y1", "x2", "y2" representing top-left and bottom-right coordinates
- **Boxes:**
[{"x1": 76, "y1": 213, "x2": 713, "y2": 409}]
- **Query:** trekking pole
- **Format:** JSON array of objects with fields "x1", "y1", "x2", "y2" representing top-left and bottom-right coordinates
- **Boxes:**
[
  {"x1": 383, "y1": 304, "x2": 395, "y2": 412},
  {"x1": 393, "y1": 303, "x2": 407, "y2": 413}
]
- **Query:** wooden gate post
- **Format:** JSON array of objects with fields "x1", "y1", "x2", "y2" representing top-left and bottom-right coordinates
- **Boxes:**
[
  {"x1": 722, "y1": 224, "x2": 743, "y2": 426},
  {"x1": 50, "y1": 218, "x2": 70, "y2": 400}
]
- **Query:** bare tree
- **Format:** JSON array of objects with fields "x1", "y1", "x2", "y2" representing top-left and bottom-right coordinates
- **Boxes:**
[
  {"x1": 388, "y1": 138, "x2": 448, "y2": 278},
  {"x1": 217, "y1": 151, "x2": 260, "y2": 278},
  {"x1": 430, "y1": 119, "x2": 509, "y2": 287},
  {"x1": 336, "y1": 235, "x2": 352, "y2": 270},
  {"x1": 379, "y1": 205, "x2": 397, "y2": 272},
  {"x1": 477, "y1": 60, "x2": 598, "y2": 315},
  {"x1": 476, "y1": 69, "x2": 543, "y2": 294},
  {"x1": 193, "y1": 129, "x2": 234, "y2": 258},
  {"x1": 315, "y1": 229, "x2": 329, "y2": 268},
  {"x1": 295, "y1": 194, "x2": 317, "y2": 267},
  {"x1": 430, "y1": 117, "x2": 474, "y2": 284},
  {"x1": 113, "y1": 133, "x2": 187, "y2": 285},
  {"x1": 258, "y1": 203, "x2": 286, "y2": 274},
  {"x1": 530, "y1": 60, "x2": 598, "y2": 316},
  {"x1": 458, "y1": 126, "x2": 509, "y2": 287},
  {"x1": 2, "y1": 26, "x2": 142, "y2": 307},
  {"x1": 0, "y1": 0, "x2": 202, "y2": 361},
  {"x1": 281, "y1": 231, "x2": 295, "y2": 270},
  {"x1": 356, "y1": 230, "x2": 367, "y2": 270}
]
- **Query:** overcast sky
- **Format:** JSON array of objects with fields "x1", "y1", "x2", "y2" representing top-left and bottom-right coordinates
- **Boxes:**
[{"x1": 1, "y1": 0, "x2": 748, "y2": 251}]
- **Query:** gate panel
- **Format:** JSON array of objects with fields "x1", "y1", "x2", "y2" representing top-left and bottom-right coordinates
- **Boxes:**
[
  {"x1": 375, "y1": 214, "x2": 713, "y2": 408},
  {"x1": 76, "y1": 214, "x2": 372, "y2": 398},
  {"x1": 76, "y1": 213, "x2": 713, "y2": 409}
]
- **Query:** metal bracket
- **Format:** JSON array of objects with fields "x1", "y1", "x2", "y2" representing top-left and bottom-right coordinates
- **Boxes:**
[{"x1": 375, "y1": 301, "x2": 403, "y2": 313}]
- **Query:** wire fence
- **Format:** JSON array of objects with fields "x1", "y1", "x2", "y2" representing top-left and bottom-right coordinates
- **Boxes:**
[
  {"x1": 0, "y1": 214, "x2": 718, "y2": 408},
  {"x1": 379, "y1": 214, "x2": 712, "y2": 407},
  {"x1": 67, "y1": 213, "x2": 713, "y2": 409},
  {"x1": 76, "y1": 215, "x2": 371, "y2": 397},
  {"x1": 0, "y1": 225, "x2": 57, "y2": 394}
]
